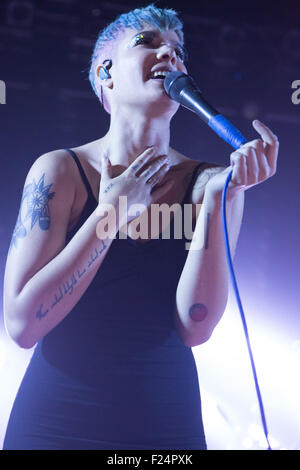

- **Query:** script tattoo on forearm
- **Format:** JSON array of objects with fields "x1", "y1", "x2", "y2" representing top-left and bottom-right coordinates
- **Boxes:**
[
  {"x1": 35, "y1": 240, "x2": 107, "y2": 320},
  {"x1": 9, "y1": 173, "x2": 56, "y2": 252},
  {"x1": 189, "y1": 303, "x2": 208, "y2": 322}
]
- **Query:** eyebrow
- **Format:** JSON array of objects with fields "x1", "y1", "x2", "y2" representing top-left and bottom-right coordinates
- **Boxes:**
[{"x1": 129, "y1": 29, "x2": 182, "y2": 48}]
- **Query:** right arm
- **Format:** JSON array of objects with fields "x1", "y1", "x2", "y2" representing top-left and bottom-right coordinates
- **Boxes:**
[{"x1": 3, "y1": 151, "x2": 117, "y2": 349}]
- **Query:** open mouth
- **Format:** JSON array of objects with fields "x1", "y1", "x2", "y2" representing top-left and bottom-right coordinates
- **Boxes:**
[{"x1": 148, "y1": 70, "x2": 170, "y2": 80}]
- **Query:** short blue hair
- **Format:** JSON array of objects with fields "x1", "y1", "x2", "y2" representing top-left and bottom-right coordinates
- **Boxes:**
[{"x1": 89, "y1": 3, "x2": 184, "y2": 99}]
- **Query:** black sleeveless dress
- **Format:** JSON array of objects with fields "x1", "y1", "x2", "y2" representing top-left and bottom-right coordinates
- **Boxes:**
[{"x1": 3, "y1": 149, "x2": 207, "y2": 450}]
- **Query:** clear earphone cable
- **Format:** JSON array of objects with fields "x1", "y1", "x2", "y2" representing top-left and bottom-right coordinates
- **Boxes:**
[{"x1": 222, "y1": 169, "x2": 272, "y2": 450}]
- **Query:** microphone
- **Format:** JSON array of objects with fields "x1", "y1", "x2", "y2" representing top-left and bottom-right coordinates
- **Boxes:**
[{"x1": 164, "y1": 71, "x2": 247, "y2": 150}]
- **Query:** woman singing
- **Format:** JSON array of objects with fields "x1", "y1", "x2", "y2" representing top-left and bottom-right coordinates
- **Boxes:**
[{"x1": 3, "y1": 4, "x2": 279, "y2": 450}]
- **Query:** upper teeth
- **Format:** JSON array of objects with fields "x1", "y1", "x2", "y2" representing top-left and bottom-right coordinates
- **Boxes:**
[{"x1": 151, "y1": 70, "x2": 169, "y2": 78}]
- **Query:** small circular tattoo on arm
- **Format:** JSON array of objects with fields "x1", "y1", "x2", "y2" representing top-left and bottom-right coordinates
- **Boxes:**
[{"x1": 189, "y1": 303, "x2": 208, "y2": 322}]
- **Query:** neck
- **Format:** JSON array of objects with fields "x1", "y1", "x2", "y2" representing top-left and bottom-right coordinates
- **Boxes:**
[{"x1": 98, "y1": 107, "x2": 172, "y2": 169}]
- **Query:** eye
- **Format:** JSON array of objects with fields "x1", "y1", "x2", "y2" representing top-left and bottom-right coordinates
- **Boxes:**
[
  {"x1": 131, "y1": 33, "x2": 153, "y2": 47},
  {"x1": 130, "y1": 32, "x2": 188, "y2": 63},
  {"x1": 175, "y1": 45, "x2": 187, "y2": 62}
]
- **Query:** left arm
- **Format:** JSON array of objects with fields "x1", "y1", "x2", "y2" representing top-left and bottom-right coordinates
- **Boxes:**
[{"x1": 174, "y1": 120, "x2": 279, "y2": 347}]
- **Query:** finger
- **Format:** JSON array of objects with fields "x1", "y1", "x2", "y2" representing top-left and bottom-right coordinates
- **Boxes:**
[
  {"x1": 240, "y1": 138, "x2": 264, "y2": 153},
  {"x1": 256, "y1": 148, "x2": 270, "y2": 179},
  {"x1": 126, "y1": 146, "x2": 156, "y2": 176},
  {"x1": 146, "y1": 162, "x2": 170, "y2": 187},
  {"x1": 245, "y1": 147, "x2": 259, "y2": 185},
  {"x1": 140, "y1": 155, "x2": 169, "y2": 180},
  {"x1": 101, "y1": 154, "x2": 112, "y2": 180},
  {"x1": 252, "y1": 120, "x2": 278, "y2": 145},
  {"x1": 231, "y1": 152, "x2": 247, "y2": 186},
  {"x1": 252, "y1": 120, "x2": 279, "y2": 173},
  {"x1": 238, "y1": 139, "x2": 272, "y2": 181}
]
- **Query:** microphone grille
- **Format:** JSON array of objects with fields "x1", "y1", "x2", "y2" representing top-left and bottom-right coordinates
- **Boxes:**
[{"x1": 164, "y1": 71, "x2": 187, "y2": 97}]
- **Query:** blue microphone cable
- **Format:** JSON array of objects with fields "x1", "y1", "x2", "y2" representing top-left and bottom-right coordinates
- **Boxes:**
[
  {"x1": 163, "y1": 71, "x2": 272, "y2": 448},
  {"x1": 221, "y1": 166, "x2": 272, "y2": 450},
  {"x1": 206, "y1": 109, "x2": 272, "y2": 449}
]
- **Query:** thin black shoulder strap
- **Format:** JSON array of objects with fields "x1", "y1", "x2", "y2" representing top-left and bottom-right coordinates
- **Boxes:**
[
  {"x1": 182, "y1": 162, "x2": 206, "y2": 205},
  {"x1": 64, "y1": 148, "x2": 94, "y2": 200}
]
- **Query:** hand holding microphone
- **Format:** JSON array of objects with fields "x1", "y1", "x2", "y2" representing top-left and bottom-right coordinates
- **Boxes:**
[{"x1": 164, "y1": 71, "x2": 279, "y2": 199}]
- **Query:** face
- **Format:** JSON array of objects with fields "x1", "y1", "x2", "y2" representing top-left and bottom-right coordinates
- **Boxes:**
[{"x1": 100, "y1": 26, "x2": 188, "y2": 115}]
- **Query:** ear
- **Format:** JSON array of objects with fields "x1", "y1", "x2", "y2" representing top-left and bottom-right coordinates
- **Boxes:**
[
  {"x1": 95, "y1": 65, "x2": 112, "y2": 114},
  {"x1": 96, "y1": 64, "x2": 113, "y2": 89}
]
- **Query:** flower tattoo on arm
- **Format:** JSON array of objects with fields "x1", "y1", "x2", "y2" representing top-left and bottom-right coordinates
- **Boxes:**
[{"x1": 9, "y1": 173, "x2": 56, "y2": 251}]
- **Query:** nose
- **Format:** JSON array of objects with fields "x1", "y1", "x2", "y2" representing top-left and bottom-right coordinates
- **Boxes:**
[{"x1": 156, "y1": 43, "x2": 177, "y2": 64}]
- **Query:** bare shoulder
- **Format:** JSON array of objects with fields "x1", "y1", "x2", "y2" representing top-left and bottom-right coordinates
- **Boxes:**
[
  {"x1": 169, "y1": 147, "x2": 226, "y2": 204},
  {"x1": 191, "y1": 163, "x2": 227, "y2": 204},
  {"x1": 31, "y1": 148, "x2": 78, "y2": 179},
  {"x1": 30, "y1": 148, "x2": 82, "y2": 202}
]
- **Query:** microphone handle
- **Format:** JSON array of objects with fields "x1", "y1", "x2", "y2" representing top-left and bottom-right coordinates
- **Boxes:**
[
  {"x1": 208, "y1": 115, "x2": 247, "y2": 150},
  {"x1": 179, "y1": 87, "x2": 247, "y2": 150}
]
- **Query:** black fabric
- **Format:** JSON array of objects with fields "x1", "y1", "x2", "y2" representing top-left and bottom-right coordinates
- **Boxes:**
[{"x1": 3, "y1": 150, "x2": 207, "y2": 450}]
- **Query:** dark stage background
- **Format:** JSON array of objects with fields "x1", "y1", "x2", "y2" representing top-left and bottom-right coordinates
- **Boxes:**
[{"x1": 0, "y1": 0, "x2": 299, "y2": 450}]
